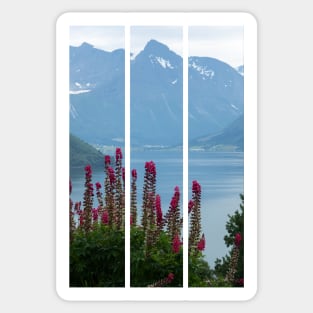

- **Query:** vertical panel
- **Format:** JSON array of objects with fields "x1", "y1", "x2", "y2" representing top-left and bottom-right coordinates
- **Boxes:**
[
  {"x1": 130, "y1": 26, "x2": 184, "y2": 287},
  {"x1": 124, "y1": 24, "x2": 130, "y2": 288},
  {"x1": 69, "y1": 26, "x2": 126, "y2": 287},
  {"x1": 188, "y1": 25, "x2": 244, "y2": 287},
  {"x1": 183, "y1": 24, "x2": 189, "y2": 288}
]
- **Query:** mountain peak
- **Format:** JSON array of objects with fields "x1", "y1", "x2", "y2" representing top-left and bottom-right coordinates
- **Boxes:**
[
  {"x1": 79, "y1": 42, "x2": 94, "y2": 49},
  {"x1": 144, "y1": 39, "x2": 170, "y2": 53}
]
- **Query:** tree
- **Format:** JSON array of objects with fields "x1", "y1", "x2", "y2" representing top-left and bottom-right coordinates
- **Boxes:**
[{"x1": 213, "y1": 194, "x2": 244, "y2": 287}]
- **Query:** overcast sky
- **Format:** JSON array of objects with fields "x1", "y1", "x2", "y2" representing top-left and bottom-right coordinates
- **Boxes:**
[
  {"x1": 70, "y1": 25, "x2": 243, "y2": 68},
  {"x1": 130, "y1": 26, "x2": 183, "y2": 57},
  {"x1": 189, "y1": 26, "x2": 243, "y2": 67},
  {"x1": 70, "y1": 26, "x2": 125, "y2": 51}
]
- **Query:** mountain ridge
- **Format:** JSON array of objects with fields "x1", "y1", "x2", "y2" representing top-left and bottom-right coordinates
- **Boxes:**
[{"x1": 70, "y1": 39, "x2": 244, "y2": 148}]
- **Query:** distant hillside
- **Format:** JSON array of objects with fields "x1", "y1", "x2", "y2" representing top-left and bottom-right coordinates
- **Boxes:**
[
  {"x1": 190, "y1": 114, "x2": 244, "y2": 152},
  {"x1": 70, "y1": 133, "x2": 104, "y2": 170}
]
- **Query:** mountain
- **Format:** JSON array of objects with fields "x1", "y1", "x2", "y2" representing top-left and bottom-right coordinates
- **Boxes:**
[
  {"x1": 70, "y1": 43, "x2": 125, "y2": 145},
  {"x1": 188, "y1": 57, "x2": 243, "y2": 139},
  {"x1": 190, "y1": 114, "x2": 244, "y2": 151},
  {"x1": 236, "y1": 65, "x2": 244, "y2": 76},
  {"x1": 130, "y1": 40, "x2": 183, "y2": 146},
  {"x1": 70, "y1": 133, "x2": 104, "y2": 170},
  {"x1": 69, "y1": 40, "x2": 244, "y2": 147}
]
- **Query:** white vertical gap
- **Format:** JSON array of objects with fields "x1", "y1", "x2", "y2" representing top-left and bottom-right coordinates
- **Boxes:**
[
  {"x1": 125, "y1": 23, "x2": 130, "y2": 289},
  {"x1": 183, "y1": 24, "x2": 189, "y2": 289}
]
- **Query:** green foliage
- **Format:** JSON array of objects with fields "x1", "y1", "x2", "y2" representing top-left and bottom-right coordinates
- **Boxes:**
[
  {"x1": 214, "y1": 194, "x2": 244, "y2": 286},
  {"x1": 69, "y1": 146, "x2": 244, "y2": 288},
  {"x1": 130, "y1": 227, "x2": 183, "y2": 287},
  {"x1": 188, "y1": 253, "x2": 212, "y2": 287},
  {"x1": 70, "y1": 133, "x2": 104, "y2": 170},
  {"x1": 70, "y1": 224, "x2": 125, "y2": 287}
]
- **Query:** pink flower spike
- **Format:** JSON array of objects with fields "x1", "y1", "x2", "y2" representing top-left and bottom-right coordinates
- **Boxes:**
[
  {"x1": 167, "y1": 273, "x2": 174, "y2": 282},
  {"x1": 188, "y1": 200, "x2": 194, "y2": 213},
  {"x1": 92, "y1": 208, "x2": 99, "y2": 221},
  {"x1": 155, "y1": 194, "x2": 163, "y2": 227},
  {"x1": 101, "y1": 211, "x2": 109, "y2": 225},
  {"x1": 122, "y1": 167, "x2": 125, "y2": 182},
  {"x1": 145, "y1": 161, "x2": 156, "y2": 176},
  {"x1": 104, "y1": 155, "x2": 111, "y2": 165},
  {"x1": 116, "y1": 147, "x2": 123, "y2": 162},
  {"x1": 84, "y1": 164, "x2": 92, "y2": 176},
  {"x1": 235, "y1": 233, "x2": 242, "y2": 247},
  {"x1": 172, "y1": 234, "x2": 181, "y2": 254},
  {"x1": 197, "y1": 234, "x2": 205, "y2": 251},
  {"x1": 131, "y1": 169, "x2": 137, "y2": 179},
  {"x1": 192, "y1": 180, "x2": 201, "y2": 194},
  {"x1": 107, "y1": 166, "x2": 115, "y2": 184}
]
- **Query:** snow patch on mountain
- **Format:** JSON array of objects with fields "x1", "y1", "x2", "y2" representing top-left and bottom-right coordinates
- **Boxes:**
[
  {"x1": 149, "y1": 54, "x2": 174, "y2": 69},
  {"x1": 189, "y1": 61, "x2": 215, "y2": 79},
  {"x1": 70, "y1": 90, "x2": 91, "y2": 95},
  {"x1": 230, "y1": 104, "x2": 239, "y2": 110}
]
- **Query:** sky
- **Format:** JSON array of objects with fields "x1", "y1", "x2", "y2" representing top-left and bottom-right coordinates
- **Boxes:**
[
  {"x1": 70, "y1": 26, "x2": 243, "y2": 68},
  {"x1": 130, "y1": 26, "x2": 183, "y2": 57},
  {"x1": 70, "y1": 26, "x2": 125, "y2": 51}
]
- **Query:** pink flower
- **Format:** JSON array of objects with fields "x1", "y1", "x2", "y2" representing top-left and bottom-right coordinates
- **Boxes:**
[
  {"x1": 236, "y1": 278, "x2": 244, "y2": 286},
  {"x1": 174, "y1": 186, "x2": 180, "y2": 200},
  {"x1": 170, "y1": 196, "x2": 178, "y2": 209},
  {"x1": 84, "y1": 164, "x2": 92, "y2": 176},
  {"x1": 170, "y1": 186, "x2": 180, "y2": 210},
  {"x1": 156, "y1": 194, "x2": 163, "y2": 227},
  {"x1": 145, "y1": 161, "x2": 156, "y2": 176},
  {"x1": 92, "y1": 208, "x2": 99, "y2": 221},
  {"x1": 197, "y1": 234, "x2": 205, "y2": 251},
  {"x1": 122, "y1": 167, "x2": 125, "y2": 182},
  {"x1": 235, "y1": 233, "x2": 242, "y2": 247},
  {"x1": 107, "y1": 166, "x2": 115, "y2": 185},
  {"x1": 192, "y1": 180, "x2": 201, "y2": 194},
  {"x1": 86, "y1": 182, "x2": 94, "y2": 196},
  {"x1": 167, "y1": 273, "x2": 174, "y2": 282},
  {"x1": 95, "y1": 182, "x2": 101, "y2": 190},
  {"x1": 101, "y1": 211, "x2": 109, "y2": 225},
  {"x1": 172, "y1": 234, "x2": 181, "y2": 254},
  {"x1": 115, "y1": 147, "x2": 123, "y2": 162},
  {"x1": 131, "y1": 169, "x2": 137, "y2": 179},
  {"x1": 188, "y1": 200, "x2": 194, "y2": 213},
  {"x1": 104, "y1": 155, "x2": 111, "y2": 165}
]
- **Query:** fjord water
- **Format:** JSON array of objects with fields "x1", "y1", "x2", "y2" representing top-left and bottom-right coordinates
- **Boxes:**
[{"x1": 70, "y1": 150, "x2": 243, "y2": 267}]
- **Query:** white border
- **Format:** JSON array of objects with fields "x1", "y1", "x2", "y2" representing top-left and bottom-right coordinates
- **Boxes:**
[{"x1": 56, "y1": 12, "x2": 257, "y2": 301}]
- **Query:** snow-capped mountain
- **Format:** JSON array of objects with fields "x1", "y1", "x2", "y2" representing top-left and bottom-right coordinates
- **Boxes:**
[{"x1": 69, "y1": 40, "x2": 244, "y2": 147}]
